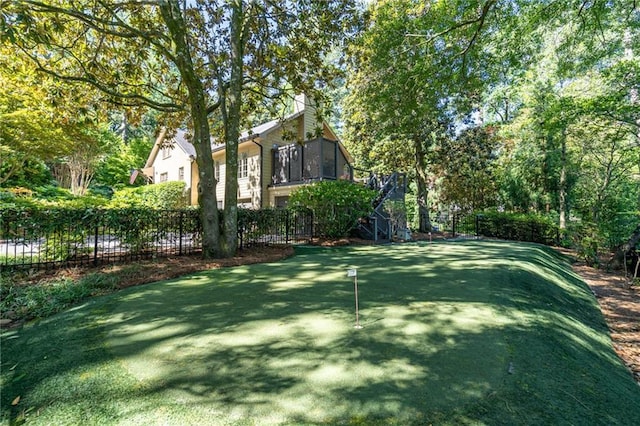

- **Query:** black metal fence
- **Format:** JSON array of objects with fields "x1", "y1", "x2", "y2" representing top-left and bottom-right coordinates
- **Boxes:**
[
  {"x1": 429, "y1": 210, "x2": 560, "y2": 245},
  {"x1": 1, "y1": 205, "x2": 561, "y2": 272},
  {"x1": 1, "y1": 208, "x2": 314, "y2": 271},
  {"x1": 429, "y1": 211, "x2": 476, "y2": 238},
  {"x1": 238, "y1": 208, "x2": 314, "y2": 247}
]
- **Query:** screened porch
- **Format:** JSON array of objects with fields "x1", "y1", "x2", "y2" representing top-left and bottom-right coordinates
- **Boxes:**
[{"x1": 271, "y1": 138, "x2": 353, "y2": 186}]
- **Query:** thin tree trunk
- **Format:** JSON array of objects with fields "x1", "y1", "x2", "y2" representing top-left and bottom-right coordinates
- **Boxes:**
[
  {"x1": 558, "y1": 130, "x2": 567, "y2": 230},
  {"x1": 159, "y1": 1, "x2": 221, "y2": 258},
  {"x1": 221, "y1": 0, "x2": 244, "y2": 257},
  {"x1": 414, "y1": 137, "x2": 432, "y2": 232},
  {"x1": 591, "y1": 155, "x2": 614, "y2": 224},
  {"x1": 0, "y1": 159, "x2": 23, "y2": 184},
  {"x1": 68, "y1": 154, "x2": 94, "y2": 196}
]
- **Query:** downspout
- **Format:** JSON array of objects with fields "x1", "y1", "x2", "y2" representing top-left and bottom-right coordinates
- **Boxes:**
[
  {"x1": 250, "y1": 139, "x2": 264, "y2": 208},
  {"x1": 189, "y1": 155, "x2": 196, "y2": 205}
]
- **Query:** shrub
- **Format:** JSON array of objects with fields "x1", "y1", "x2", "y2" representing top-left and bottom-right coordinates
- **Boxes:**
[
  {"x1": 288, "y1": 180, "x2": 377, "y2": 238},
  {"x1": 0, "y1": 207, "x2": 200, "y2": 268},
  {"x1": 32, "y1": 185, "x2": 75, "y2": 200},
  {"x1": 88, "y1": 184, "x2": 115, "y2": 199},
  {"x1": 6, "y1": 187, "x2": 34, "y2": 198},
  {"x1": 237, "y1": 208, "x2": 312, "y2": 244},
  {"x1": 109, "y1": 181, "x2": 188, "y2": 209},
  {"x1": 0, "y1": 190, "x2": 20, "y2": 208},
  {"x1": 238, "y1": 208, "x2": 279, "y2": 241},
  {"x1": 0, "y1": 271, "x2": 119, "y2": 322},
  {"x1": 0, "y1": 186, "x2": 109, "y2": 210},
  {"x1": 476, "y1": 211, "x2": 559, "y2": 245},
  {"x1": 103, "y1": 208, "x2": 167, "y2": 252},
  {"x1": 56, "y1": 195, "x2": 110, "y2": 209}
]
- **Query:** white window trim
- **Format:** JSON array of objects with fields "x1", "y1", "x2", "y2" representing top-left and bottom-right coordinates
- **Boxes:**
[
  {"x1": 161, "y1": 147, "x2": 171, "y2": 159},
  {"x1": 238, "y1": 153, "x2": 248, "y2": 179},
  {"x1": 214, "y1": 161, "x2": 221, "y2": 181}
]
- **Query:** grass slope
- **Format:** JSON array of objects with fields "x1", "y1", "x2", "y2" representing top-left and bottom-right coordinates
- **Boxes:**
[{"x1": 1, "y1": 241, "x2": 639, "y2": 425}]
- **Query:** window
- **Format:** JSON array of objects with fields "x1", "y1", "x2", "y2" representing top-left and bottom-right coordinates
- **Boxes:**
[
  {"x1": 275, "y1": 196, "x2": 289, "y2": 209},
  {"x1": 214, "y1": 161, "x2": 221, "y2": 181},
  {"x1": 238, "y1": 153, "x2": 248, "y2": 179},
  {"x1": 178, "y1": 167, "x2": 184, "y2": 181},
  {"x1": 322, "y1": 140, "x2": 336, "y2": 178},
  {"x1": 161, "y1": 147, "x2": 171, "y2": 159},
  {"x1": 238, "y1": 198, "x2": 252, "y2": 208},
  {"x1": 159, "y1": 172, "x2": 168, "y2": 182}
]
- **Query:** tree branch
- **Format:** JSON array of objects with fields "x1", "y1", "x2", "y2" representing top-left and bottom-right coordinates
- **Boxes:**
[
  {"x1": 0, "y1": 160, "x2": 25, "y2": 185},
  {"x1": 24, "y1": 0, "x2": 176, "y2": 62},
  {"x1": 460, "y1": 0, "x2": 496, "y2": 59},
  {"x1": 31, "y1": 61, "x2": 183, "y2": 112},
  {"x1": 206, "y1": 100, "x2": 221, "y2": 115},
  {"x1": 406, "y1": 0, "x2": 496, "y2": 47}
]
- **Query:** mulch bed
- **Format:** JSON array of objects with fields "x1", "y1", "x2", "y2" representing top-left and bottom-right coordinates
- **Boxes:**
[
  {"x1": 8, "y1": 245, "x2": 295, "y2": 290},
  {"x1": 570, "y1": 261, "x2": 640, "y2": 384}
]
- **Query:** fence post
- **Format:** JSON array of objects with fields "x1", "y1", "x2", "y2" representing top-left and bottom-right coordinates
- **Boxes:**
[
  {"x1": 452, "y1": 213, "x2": 457, "y2": 238},
  {"x1": 179, "y1": 211, "x2": 184, "y2": 255},
  {"x1": 93, "y1": 226, "x2": 99, "y2": 266},
  {"x1": 530, "y1": 221, "x2": 535, "y2": 242},
  {"x1": 238, "y1": 215, "x2": 243, "y2": 250},
  {"x1": 285, "y1": 210, "x2": 290, "y2": 244},
  {"x1": 475, "y1": 214, "x2": 480, "y2": 238},
  {"x1": 310, "y1": 210, "x2": 314, "y2": 240}
]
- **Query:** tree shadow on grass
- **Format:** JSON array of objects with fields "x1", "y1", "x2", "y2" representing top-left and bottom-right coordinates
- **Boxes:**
[{"x1": 2, "y1": 241, "x2": 639, "y2": 424}]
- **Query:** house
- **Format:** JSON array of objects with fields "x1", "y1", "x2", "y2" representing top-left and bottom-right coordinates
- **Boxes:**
[
  {"x1": 142, "y1": 94, "x2": 354, "y2": 209},
  {"x1": 142, "y1": 127, "x2": 195, "y2": 192}
]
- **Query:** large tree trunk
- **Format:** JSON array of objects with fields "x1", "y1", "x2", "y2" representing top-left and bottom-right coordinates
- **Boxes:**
[
  {"x1": 193, "y1": 117, "x2": 221, "y2": 259},
  {"x1": 160, "y1": 1, "x2": 221, "y2": 258},
  {"x1": 414, "y1": 137, "x2": 432, "y2": 233},
  {"x1": 220, "y1": 0, "x2": 244, "y2": 257}
]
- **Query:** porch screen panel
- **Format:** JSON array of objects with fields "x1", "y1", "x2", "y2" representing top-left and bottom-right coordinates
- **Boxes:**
[
  {"x1": 289, "y1": 144, "x2": 303, "y2": 182},
  {"x1": 322, "y1": 139, "x2": 336, "y2": 178},
  {"x1": 337, "y1": 148, "x2": 352, "y2": 180},
  {"x1": 273, "y1": 146, "x2": 289, "y2": 184},
  {"x1": 303, "y1": 139, "x2": 321, "y2": 179}
]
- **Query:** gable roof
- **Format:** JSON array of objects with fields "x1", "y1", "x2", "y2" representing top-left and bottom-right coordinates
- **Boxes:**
[
  {"x1": 143, "y1": 128, "x2": 197, "y2": 169},
  {"x1": 173, "y1": 130, "x2": 197, "y2": 157},
  {"x1": 239, "y1": 110, "x2": 304, "y2": 142}
]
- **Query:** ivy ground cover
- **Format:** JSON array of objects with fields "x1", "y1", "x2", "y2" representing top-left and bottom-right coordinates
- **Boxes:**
[{"x1": 2, "y1": 241, "x2": 639, "y2": 425}]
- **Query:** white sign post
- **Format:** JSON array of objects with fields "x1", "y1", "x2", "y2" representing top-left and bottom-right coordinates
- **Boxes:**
[{"x1": 347, "y1": 269, "x2": 362, "y2": 329}]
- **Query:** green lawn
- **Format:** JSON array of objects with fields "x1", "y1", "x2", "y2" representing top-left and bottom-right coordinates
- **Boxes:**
[{"x1": 1, "y1": 240, "x2": 639, "y2": 425}]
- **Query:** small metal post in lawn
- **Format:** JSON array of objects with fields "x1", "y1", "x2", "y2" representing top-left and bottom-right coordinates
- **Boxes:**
[{"x1": 348, "y1": 268, "x2": 362, "y2": 329}]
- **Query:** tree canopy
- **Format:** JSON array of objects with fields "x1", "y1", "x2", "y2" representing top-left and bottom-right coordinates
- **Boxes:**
[
  {"x1": 343, "y1": 0, "x2": 640, "y2": 250},
  {"x1": 0, "y1": 46, "x2": 109, "y2": 189},
  {"x1": 2, "y1": 0, "x2": 639, "y2": 261},
  {"x1": 3, "y1": 0, "x2": 358, "y2": 257}
]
